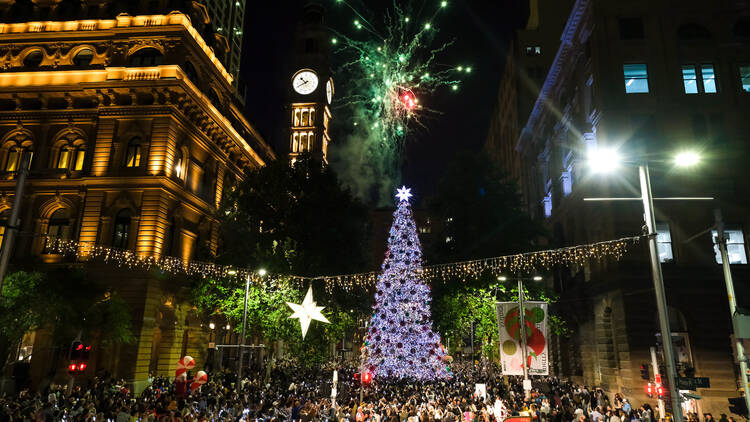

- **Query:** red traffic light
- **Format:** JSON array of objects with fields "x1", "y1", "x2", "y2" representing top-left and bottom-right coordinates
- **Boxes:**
[
  {"x1": 645, "y1": 382, "x2": 654, "y2": 398},
  {"x1": 69, "y1": 363, "x2": 77, "y2": 372},
  {"x1": 655, "y1": 373, "x2": 662, "y2": 384},
  {"x1": 362, "y1": 371, "x2": 372, "y2": 384},
  {"x1": 657, "y1": 385, "x2": 664, "y2": 398},
  {"x1": 78, "y1": 363, "x2": 87, "y2": 371},
  {"x1": 76, "y1": 344, "x2": 84, "y2": 350}
]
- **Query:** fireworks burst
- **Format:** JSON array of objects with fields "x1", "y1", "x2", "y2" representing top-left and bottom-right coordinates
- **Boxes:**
[{"x1": 330, "y1": 0, "x2": 470, "y2": 202}]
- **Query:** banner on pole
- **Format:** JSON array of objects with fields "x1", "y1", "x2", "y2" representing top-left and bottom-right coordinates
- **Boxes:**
[{"x1": 495, "y1": 301, "x2": 548, "y2": 376}]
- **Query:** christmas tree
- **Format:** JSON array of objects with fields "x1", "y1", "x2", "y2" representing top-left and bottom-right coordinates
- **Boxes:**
[{"x1": 363, "y1": 186, "x2": 451, "y2": 380}]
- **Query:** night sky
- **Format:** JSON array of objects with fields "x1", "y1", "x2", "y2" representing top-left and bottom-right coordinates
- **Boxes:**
[{"x1": 241, "y1": 0, "x2": 529, "y2": 203}]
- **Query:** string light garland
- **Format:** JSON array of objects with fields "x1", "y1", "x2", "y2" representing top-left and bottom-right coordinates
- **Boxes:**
[{"x1": 41, "y1": 234, "x2": 641, "y2": 292}]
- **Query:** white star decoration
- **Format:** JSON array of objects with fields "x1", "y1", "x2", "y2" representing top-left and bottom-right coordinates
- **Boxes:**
[
  {"x1": 287, "y1": 286, "x2": 330, "y2": 339},
  {"x1": 396, "y1": 186, "x2": 413, "y2": 202}
]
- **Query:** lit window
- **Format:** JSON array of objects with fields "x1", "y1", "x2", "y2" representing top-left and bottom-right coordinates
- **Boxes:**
[
  {"x1": 73, "y1": 145, "x2": 85, "y2": 171},
  {"x1": 739, "y1": 65, "x2": 750, "y2": 92},
  {"x1": 561, "y1": 170, "x2": 572, "y2": 197},
  {"x1": 5, "y1": 146, "x2": 32, "y2": 172},
  {"x1": 525, "y1": 46, "x2": 541, "y2": 56},
  {"x1": 702, "y1": 64, "x2": 717, "y2": 93},
  {"x1": 57, "y1": 146, "x2": 71, "y2": 169},
  {"x1": 174, "y1": 149, "x2": 184, "y2": 179},
  {"x1": 682, "y1": 64, "x2": 717, "y2": 94},
  {"x1": 543, "y1": 192, "x2": 552, "y2": 218},
  {"x1": 624, "y1": 64, "x2": 649, "y2": 93},
  {"x1": 712, "y1": 228, "x2": 748, "y2": 264},
  {"x1": 656, "y1": 223, "x2": 674, "y2": 263},
  {"x1": 681, "y1": 65, "x2": 698, "y2": 94},
  {"x1": 445, "y1": 236, "x2": 453, "y2": 243},
  {"x1": 125, "y1": 137, "x2": 141, "y2": 167},
  {"x1": 112, "y1": 209, "x2": 132, "y2": 249}
]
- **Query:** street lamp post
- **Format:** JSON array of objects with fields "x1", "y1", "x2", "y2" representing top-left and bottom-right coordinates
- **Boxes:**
[
  {"x1": 236, "y1": 272, "x2": 251, "y2": 392},
  {"x1": 638, "y1": 163, "x2": 683, "y2": 422},
  {"x1": 587, "y1": 148, "x2": 697, "y2": 422}
]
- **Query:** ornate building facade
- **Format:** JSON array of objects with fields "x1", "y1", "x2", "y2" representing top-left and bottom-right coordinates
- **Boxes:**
[
  {"x1": 488, "y1": 0, "x2": 750, "y2": 418},
  {"x1": 0, "y1": 3, "x2": 273, "y2": 392}
]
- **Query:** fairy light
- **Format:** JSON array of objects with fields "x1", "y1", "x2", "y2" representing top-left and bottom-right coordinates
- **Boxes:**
[{"x1": 40, "y1": 233, "x2": 640, "y2": 293}]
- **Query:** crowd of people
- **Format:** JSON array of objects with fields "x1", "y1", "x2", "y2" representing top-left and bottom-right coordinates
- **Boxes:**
[{"x1": 0, "y1": 360, "x2": 735, "y2": 422}]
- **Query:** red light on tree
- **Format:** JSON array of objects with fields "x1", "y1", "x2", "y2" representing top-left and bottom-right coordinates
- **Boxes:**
[{"x1": 401, "y1": 92, "x2": 416, "y2": 110}]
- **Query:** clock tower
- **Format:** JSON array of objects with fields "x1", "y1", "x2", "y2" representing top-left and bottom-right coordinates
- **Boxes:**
[{"x1": 288, "y1": 2, "x2": 334, "y2": 164}]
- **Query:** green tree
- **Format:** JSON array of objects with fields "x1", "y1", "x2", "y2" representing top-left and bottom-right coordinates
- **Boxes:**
[
  {"x1": 192, "y1": 156, "x2": 371, "y2": 362},
  {"x1": 0, "y1": 268, "x2": 134, "y2": 370}
]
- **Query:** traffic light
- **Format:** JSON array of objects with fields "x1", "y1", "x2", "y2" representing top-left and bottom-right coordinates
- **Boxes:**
[
  {"x1": 68, "y1": 341, "x2": 90, "y2": 376},
  {"x1": 729, "y1": 397, "x2": 748, "y2": 418},
  {"x1": 657, "y1": 385, "x2": 664, "y2": 400},
  {"x1": 640, "y1": 363, "x2": 650, "y2": 380},
  {"x1": 645, "y1": 382, "x2": 654, "y2": 398},
  {"x1": 362, "y1": 371, "x2": 372, "y2": 385}
]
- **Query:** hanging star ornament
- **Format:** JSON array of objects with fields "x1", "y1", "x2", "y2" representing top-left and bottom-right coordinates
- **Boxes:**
[
  {"x1": 396, "y1": 186, "x2": 413, "y2": 202},
  {"x1": 286, "y1": 286, "x2": 330, "y2": 339}
]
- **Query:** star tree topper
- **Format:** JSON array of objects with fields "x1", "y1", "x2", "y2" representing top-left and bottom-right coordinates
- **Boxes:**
[
  {"x1": 396, "y1": 186, "x2": 413, "y2": 202},
  {"x1": 287, "y1": 286, "x2": 330, "y2": 339}
]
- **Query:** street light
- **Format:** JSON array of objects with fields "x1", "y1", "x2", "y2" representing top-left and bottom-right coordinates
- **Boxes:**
[
  {"x1": 585, "y1": 147, "x2": 702, "y2": 422},
  {"x1": 209, "y1": 322, "x2": 215, "y2": 330}
]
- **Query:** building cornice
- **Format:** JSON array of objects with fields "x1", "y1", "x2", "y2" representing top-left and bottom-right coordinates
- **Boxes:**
[
  {"x1": 0, "y1": 12, "x2": 233, "y2": 85},
  {"x1": 517, "y1": 0, "x2": 589, "y2": 153}
]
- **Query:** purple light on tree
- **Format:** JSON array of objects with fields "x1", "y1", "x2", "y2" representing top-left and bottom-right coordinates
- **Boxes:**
[{"x1": 363, "y1": 186, "x2": 451, "y2": 380}]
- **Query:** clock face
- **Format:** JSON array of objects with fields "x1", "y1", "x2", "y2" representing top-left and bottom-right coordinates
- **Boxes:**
[
  {"x1": 326, "y1": 79, "x2": 333, "y2": 104},
  {"x1": 292, "y1": 70, "x2": 318, "y2": 95}
]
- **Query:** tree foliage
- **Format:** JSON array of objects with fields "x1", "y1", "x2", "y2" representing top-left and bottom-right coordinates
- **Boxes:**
[
  {"x1": 216, "y1": 155, "x2": 371, "y2": 277},
  {"x1": 0, "y1": 268, "x2": 134, "y2": 368}
]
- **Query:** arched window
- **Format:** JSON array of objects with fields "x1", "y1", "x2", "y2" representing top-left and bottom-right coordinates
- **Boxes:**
[
  {"x1": 207, "y1": 89, "x2": 221, "y2": 110},
  {"x1": 128, "y1": 48, "x2": 163, "y2": 67},
  {"x1": 57, "y1": 145, "x2": 72, "y2": 169},
  {"x1": 174, "y1": 148, "x2": 184, "y2": 179},
  {"x1": 183, "y1": 61, "x2": 198, "y2": 84},
  {"x1": 73, "y1": 145, "x2": 86, "y2": 171},
  {"x1": 125, "y1": 137, "x2": 142, "y2": 167},
  {"x1": 23, "y1": 49, "x2": 44, "y2": 67},
  {"x1": 72, "y1": 48, "x2": 94, "y2": 66},
  {"x1": 44, "y1": 208, "x2": 71, "y2": 253},
  {"x1": 112, "y1": 209, "x2": 131, "y2": 248},
  {"x1": 5, "y1": 145, "x2": 33, "y2": 172},
  {"x1": 677, "y1": 23, "x2": 712, "y2": 40}
]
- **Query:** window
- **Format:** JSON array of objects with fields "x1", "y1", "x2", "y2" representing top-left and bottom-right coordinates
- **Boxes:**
[
  {"x1": 682, "y1": 64, "x2": 717, "y2": 94},
  {"x1": 543, "y1": 192, "x2": 552, "y2": 218},
  {"x1": 125, "y1": 137, "x2": 141, "y2": 167},
  {"x1": 112, "y1": 209, "x2": 131, "y2": 249},
  {"x1": 174, "y1": 149, "x2": 184, "y2": 179},
  {"x1": 656, "y1": 223, "x2": 674, "y2": 263},
  {"x1": 72, "y1": 48, "x2": 94, "y2": 66},
  {"x1": 739, "y1": 65, "x2": 750, "y2": 93},
  {"x1": 525, "y1": 46, "x2": 541, "y2": 56},
  {"x1": 712, "y1": 228, "x2": 748, "y2": 264},
  {"x1": 57, "y1": 146, "x2": 71, "y2": 169},
  {"x1": 23, "y1": 49, "x2": 43, "y2": 67},
  {"x1": 623, "y1": 64, "x2": 649, "y2": 93},
  {"x1": 128, "y1": 48, "x2": 163, "y2": 67},
  {"x1": 5, "y1": 146, "x2": 33, "y2": 172},
  {"x1": 619, "y1": 17, "x2": 644, "y2": 40},
  {"x1": 73, "y1": 145, "x2": 85, "y2": 171},
  {"x1": 44, "y1": 209, "x2": 70, "y2": 253}
]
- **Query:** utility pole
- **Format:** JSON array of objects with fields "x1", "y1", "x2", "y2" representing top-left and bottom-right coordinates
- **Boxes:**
[
  {"x1": 236, "y1": 273, "x2": 250, "y2": 392},
  {"x1": 518, "y1": 279, "x2": 530, "y2": 398},
  {"x1": 715, "y1": 208, "x2": 750, "y2": 415},
  {"x1": 639, "y1": 164, "x2": 683, "y2": 422},
  {"x1": 0, "y1": 153, "x2": 30, "y2": 293}
]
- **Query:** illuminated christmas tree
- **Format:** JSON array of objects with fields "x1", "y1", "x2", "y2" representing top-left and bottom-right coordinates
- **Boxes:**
[{"x1": 363, "y1": 186, "x2": 451, "y2": 380}]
